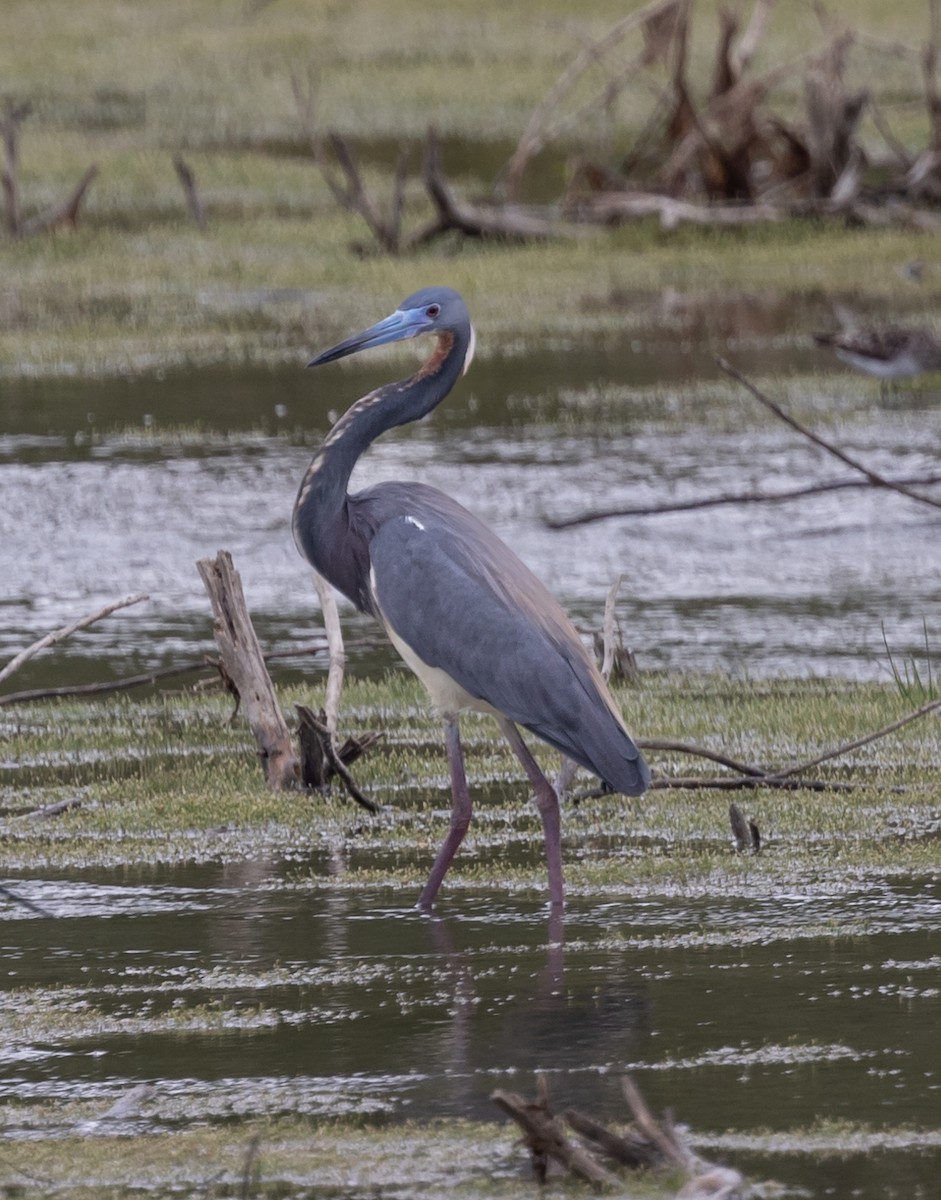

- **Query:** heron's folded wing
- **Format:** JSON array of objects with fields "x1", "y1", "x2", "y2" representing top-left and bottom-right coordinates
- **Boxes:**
[{"x1": 367, "y1": 511, "x2": 648, "y2": 794}]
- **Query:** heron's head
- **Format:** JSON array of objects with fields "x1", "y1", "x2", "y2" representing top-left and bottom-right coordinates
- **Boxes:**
[{"x1": 309, "y1": 286, "x2": 475, "y2": 374}]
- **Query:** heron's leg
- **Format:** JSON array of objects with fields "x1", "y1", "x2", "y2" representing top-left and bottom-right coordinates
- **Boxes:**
[
  {"x1": 417, "y1": 715, "x2": 472, "y2": 912},
  {"x1": 498, "y1": 717, "x2": 564, "y2": 910}
]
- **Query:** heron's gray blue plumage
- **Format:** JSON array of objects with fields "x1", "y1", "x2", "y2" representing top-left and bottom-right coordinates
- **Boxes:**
[{"x1": 293, "y1": 286, "x2": 650, "y2": 910}]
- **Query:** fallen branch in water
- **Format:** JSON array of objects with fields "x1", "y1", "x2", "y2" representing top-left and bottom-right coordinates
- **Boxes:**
[
  {"x1": 546, "y1": 471, "x2": 941, "y2": 529},
  {"x1": 716, "y1": 356, "x2": 941, "y2": 512},
  {"x1": 491, "y1": 1074, "x2": 619, "y2": 1190},
  {"x1": 0, "y1": 881, "x2": 51, "y2": 918},
  {"x1": 27, "y1": 798, "x2": 83, "y2": 820},
  {"x1": 0, "y1": 593, "x2": 149, "y2": 687},
  {"x1": 0, "y1": 636, "x2": 396, "y2": 708},
  {"x1": 493, "y1": 1072, "x2": 746, "y2": 1195},
  {"x1": 313, "y1": 574, "x2": 345, "y2": 737},
  {"x1": 575, "y1": 691, "x2": 940, "y2": 802}
]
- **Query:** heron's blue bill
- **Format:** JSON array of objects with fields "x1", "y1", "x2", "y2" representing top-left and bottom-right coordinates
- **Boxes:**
[{"x1": 309, "y1": 306, "x2": 433, "y2": 367}]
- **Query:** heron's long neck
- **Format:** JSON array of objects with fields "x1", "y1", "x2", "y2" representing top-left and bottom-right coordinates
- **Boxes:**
[{"x1": 293, "y1": 330, "x2": 467, "y2": 604}]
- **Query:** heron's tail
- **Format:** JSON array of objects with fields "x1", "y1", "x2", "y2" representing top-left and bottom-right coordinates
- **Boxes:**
[{"x1": 526, "y1": 703, "x2": 650, "y2": 797}]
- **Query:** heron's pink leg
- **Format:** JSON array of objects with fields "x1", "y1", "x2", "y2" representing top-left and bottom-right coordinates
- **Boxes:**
[
  {"x1": 417, "y1": 716, "x2": 472, "y2": 911},
  {"x1": 498, "y1": 717, "x2": 565, "y2": 910}
]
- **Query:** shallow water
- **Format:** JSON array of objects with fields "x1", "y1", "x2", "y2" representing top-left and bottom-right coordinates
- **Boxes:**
[
  {"x1": 2, "y1": 861, "x2": 940, "y2": 1196},
  {"x1": 2, "y1": 313, "x2": 940, "y2": 1195},
  {"x1": 1, "y1": 315, "x2": 940, "y2": 693}
]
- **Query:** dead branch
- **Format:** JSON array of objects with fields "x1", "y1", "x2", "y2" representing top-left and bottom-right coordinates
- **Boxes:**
[
  {"x1": 716, "y1": 356, "x2": 941, "y2": 512},
  {"x1": 291, "y1": 68, "x2": 406, "y2": 253},
  {"x1": 1, "y1": 100, "x2": 31, "y2": 235},
  {"x1": 580, "y1": 190, "x2": 785, "y2": 228},
  {"x1": 0, "y1": 637, "x2": 404, "y2": 708},
  {"x1": 18, "y1": 165, "x2": 100, "y2": 238},
  {"x1": 622, "y1": 1075, "x2": 692, "y2": 1171},
  {"x1": 638, "y1": 738, "x2": 766, "y2": 777},
  {"x1": 328, "y1": 132, "x2": 403, "y2": 253},
  {"x1": 0, "y1": 593, "x2": 149, "y2": 687},
  {"x1": 545, "y1": 471, "x2": 941, "y2": 530},
  {"x1": 415, "y1": 128, "x2": 564, "y2": 245},
  {"x1": 767, "y1": 693, "x2": 941, "y2": 783},
  {"x1": 804, "y1": 33, "x2": 867, "y2": 198},
  {"x1": 631, "y1": 691, "x2": 941, "y2": 797},
  {"x1": 733, "y1": 0, "x2": 778, "y2": 76},
  {"x1": 600, "y1": 574, "x2": 623, "y2": 682},
  {"x1": 729, "y1": 800, "x2": 761, "y2": 851},
  {"x1": 586, "y1": 774, "x2": 859, "y2": 795},
  {"x1": 196, "y1": 551, "x2": 299, "y2": 790},
  {"x1": 0, "y1": 881, "x2": 51, "y2": 917},
  {"x1": 240, "y1": 1134, "x2": 261, "y2": 1200},
  {"x1": 297, "y1": 574, "x2": 382, "y2": 807},
  {"x1": 295, "y1": 705, "x2": 381, "y2": 813},
  {"x1": 172, "y1": 155, "x2": 207, "y2": 229},
  {"x1": 498, "y1": 1074, "x2": 746, "y2": 1196},
  {"x1": 563, "y1": 1107, "x2": 662, "y2": 1169},
  {"x1": 27, "y1": 798, "x2": 83, "y2": 820},
  {"x1": 491, "y1": 1075, "x2": 619, "y2": 1190},
  {"x1": 504, "y1": 0, "x2": 682, "y2": 201}
]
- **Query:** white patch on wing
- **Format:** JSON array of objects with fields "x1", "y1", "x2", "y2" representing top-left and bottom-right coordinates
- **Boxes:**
[
  {"x1": 404, "y1": 515, "x2": 425, "y2": 531},
  {"x1": 462, "y1": 324, "x2": 477, "y2": 376},
  {"x1": 369, "y1": 564, "x2": 497, "y2": 717}
]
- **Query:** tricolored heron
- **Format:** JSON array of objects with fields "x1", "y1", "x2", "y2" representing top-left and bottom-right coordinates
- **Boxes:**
[{"x1": 294, "y1": 286, "x2": 650, "y2": 911}]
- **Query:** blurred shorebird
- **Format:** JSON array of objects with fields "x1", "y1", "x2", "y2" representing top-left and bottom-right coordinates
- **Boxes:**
[
  {"x1": 294, "y1": 286, "x2": 650, "y2": 912},
  {"x1": 813, "y1": 325, "x2": 941, "y2": 395}
]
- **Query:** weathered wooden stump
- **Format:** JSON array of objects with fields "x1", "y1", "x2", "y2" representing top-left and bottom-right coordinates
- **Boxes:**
[{"x1": 197, "y1": 551, "x2": 299, "y2": 790}]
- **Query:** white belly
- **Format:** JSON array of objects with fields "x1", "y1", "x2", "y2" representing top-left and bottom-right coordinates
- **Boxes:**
[{"x1": 384, "y1": 621, "x2": 499, "y2": 718}]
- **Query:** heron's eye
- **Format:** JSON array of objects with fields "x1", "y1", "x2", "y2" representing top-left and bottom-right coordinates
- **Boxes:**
[{"x1": 426, "y1": 304, "x2": 441, "y2": 319}]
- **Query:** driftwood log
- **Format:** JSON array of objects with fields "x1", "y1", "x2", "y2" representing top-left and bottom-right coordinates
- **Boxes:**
[
  {"x1": 493, "y1": 1074, "x2": 747, "y2": 1198},
  {"x1": 491, "y1": 1075, "x2": 619, "y2": 1190},
  {"x1": 196, "y1": 551, "x2": 299, "y2": 790}
]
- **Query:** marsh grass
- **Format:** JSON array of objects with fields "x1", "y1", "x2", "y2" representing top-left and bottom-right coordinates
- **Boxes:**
[
  {"x1": 3, "y1": 2, "x2": 941, "y2": 375},
  {"x1": 1, "y1": 672, "x2": 937, "y2": 888},
  {"x1": 882, "y1": 619, "x2": 938, "y2": 705}
]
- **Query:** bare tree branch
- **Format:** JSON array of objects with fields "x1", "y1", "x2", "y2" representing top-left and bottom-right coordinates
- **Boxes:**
[
  {"x1": 1, "y1": 100, "x2": 31, "y2": 235},
  {"x1": 546, "y1": 471, "x2": 941, "y2": 530},
  {"x1": 716, "y1": 356, "x2": 941, "y2": 511},
  {"x1": 173, "y1": 154, "x2": 207, "y2": 229},
  {"x1": 0, "y1": 594, "x2": 148, "y2": 687},
  {"x1": 504, "y1": 0, "x2": 682, "y2": 201},
  {"x1": 18, "y1": 165, "x2": 100, "y2": 238},
  {"x1": 767, "y1": 693, "x2": 941, "y2": 782}
]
